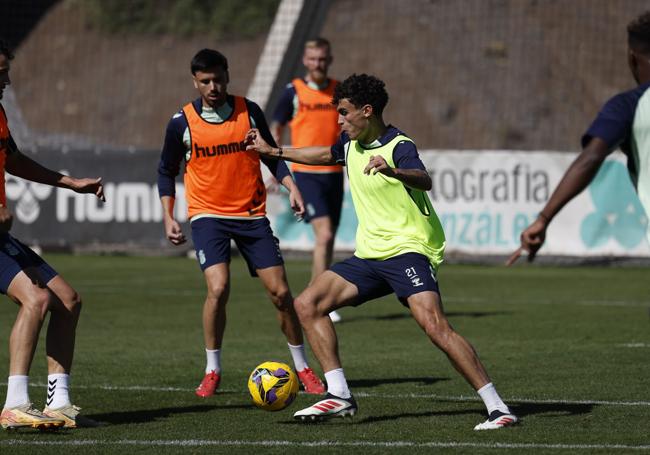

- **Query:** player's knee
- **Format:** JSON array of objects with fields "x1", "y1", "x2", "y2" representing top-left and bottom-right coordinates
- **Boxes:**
[
  {"x1": 315, "y1": 229, "x2": 335, "y2": 247},
  {"x1": 293, "y1": 293, "x2": 318, "y2": 321},
  {"x1": 22, "y1": 289, "x2": 51, "y2": 320},
  {"x1": 269, "y1": 286, "x2": 291, "y2": 310},
  {"x1": 425, "y1": 320, "x2": 454, "y2": 349},
  {"x1": 207, "y1": 283, "x2": 228, "y2": 301}
]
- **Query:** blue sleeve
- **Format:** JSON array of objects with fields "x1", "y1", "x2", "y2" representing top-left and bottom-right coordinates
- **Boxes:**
[
  {"x1": 581, "y1": 92, "x2": 637, "y2": 149},
  {"x1": 247, "y1": 99, "x2": 291, "y2": 182},
  {"x1": 330, "y1": 133, "x2": 349, "y2": 165},
  {"x1": 157, "y1": 112, "x2": 187, "y2": 198},
  {"x1": 393, "y1": 140, "x2": 426, "y2": 170},
  {"x1": 272, "y1": 84, "x2": 297, "y2": 125}
]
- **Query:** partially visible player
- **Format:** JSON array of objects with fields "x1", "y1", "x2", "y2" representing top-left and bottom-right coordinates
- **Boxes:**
[
  {"x1": 0, "y1": 39, "x2": 104, "y2": 430},
  {"x1": 157, "y1": 49, "x2": 325, "y2": 398},
  {"x1": 247, "y1": 73, "x2": 518, "y2": 430},
  {"x1": 508, "y1": 11, "x2": 650, "y2": 264},
  {"x1": 271, "y1": 38, "x2": 343, "y2": 323}
]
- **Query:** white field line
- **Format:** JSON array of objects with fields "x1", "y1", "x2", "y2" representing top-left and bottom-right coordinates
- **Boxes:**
[
  {"x1": 617, "y1": 343, "x2": 650, "y2": 348},
  {"x1": 5, "y1": 382, "x2": 650, "y2": 407},
  {"x1": 1, "y1": 439, "x2": 649, "y2": 451}
]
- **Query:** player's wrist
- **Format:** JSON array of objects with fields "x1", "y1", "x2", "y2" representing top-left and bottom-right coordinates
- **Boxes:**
[
  {"x1": 537, "y1": 211, "x2": 552, "y2": 225},
  {"x1": 277, "y1": 147, "x2": 283, "y2": 157}
]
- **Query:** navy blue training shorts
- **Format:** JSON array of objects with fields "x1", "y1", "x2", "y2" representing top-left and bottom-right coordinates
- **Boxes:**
[
  {"x1": 330, "y1": 252, "x2": 440, "y2": 307},
  {"x1": 190, "y1": 217, "x2": 284, "y2": 276},
  {"x1": 0, "y1": 233, "x2": 58, "y2": 294},
  {"x1": 293, "y1": 171, "x2": 344, "y2": 226}
]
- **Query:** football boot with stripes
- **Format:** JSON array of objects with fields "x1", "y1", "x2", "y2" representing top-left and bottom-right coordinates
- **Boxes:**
[
  {"x1": 294, "y1": 393, "x2": 357, "y2": 421},
  {"x1": 473, "y1": 409, "x2": 518, "y2": 430}
]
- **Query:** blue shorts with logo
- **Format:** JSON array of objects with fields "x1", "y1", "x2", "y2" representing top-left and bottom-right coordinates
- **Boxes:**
[
  {"x1": 190, "y1": 217, "x2": 284, "y2": 276},
  {"x1": 330, "y1": 252, "x2": 440, "y2": 307},
  {"x1": 0, "y1": 233, "x2": 58, "y2": 294},
  {"x1": 293, "y1": 171, "x2": 344, "y2": 227}
]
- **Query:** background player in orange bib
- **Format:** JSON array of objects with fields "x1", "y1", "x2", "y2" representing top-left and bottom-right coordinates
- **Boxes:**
[
  {"x1": 157, "y1": 49, "x2": 325, "y2": 397},
  {"x1": 271, "y1": 38, "x2": 344, "y2": 323}
]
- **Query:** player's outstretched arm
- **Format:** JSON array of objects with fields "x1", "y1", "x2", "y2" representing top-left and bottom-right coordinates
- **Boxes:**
[
  {"x1": 246, "y1": 128, "x2": 334, "y2": 165},
  {"x1": 160, "y1": 195, "x2": 186, "y2": 245},
  {"x1": 5, "y1": 150, "x2": 105, "y2": 201},
  {"x1": 506, "y1": 137, "x2": 610, "y2": 265}
]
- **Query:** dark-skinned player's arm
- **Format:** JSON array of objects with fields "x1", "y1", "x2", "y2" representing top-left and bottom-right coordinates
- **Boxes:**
[{"x1": 506, "y1": 137, "x2": 611, "y2": 265}]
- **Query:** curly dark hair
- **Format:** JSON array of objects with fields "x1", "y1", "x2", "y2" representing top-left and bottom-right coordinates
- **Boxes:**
[
  {"x1": 0, "y1": 38, "x2": 14, "y2": 60},
  {"x1": 628, "y1": 11, "x2": 650, "y2": 55},
  {"x1": 332, "y1": 74, "x2": 389, "y2": 116}
]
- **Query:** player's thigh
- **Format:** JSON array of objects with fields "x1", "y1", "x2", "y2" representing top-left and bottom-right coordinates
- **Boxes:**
[
  {"x1": 407, "y1": 291, "x2": 450, "y2": 333},
  {"x1": 190, "y1": 218, "x2": 232, "y2": 271},
  {"x1": 327, "y1": 256, "x2": 392, "y2": 308},
  {"x1": 233, "y1": 218, "x2": 284, "y2": 276},
  {"x1": 297, "y1": 270, "x2": 359, "y2": 314},
  {"x1": 371, "y1": 252, "x2": 441, "y2": 308},
  {"x1": 0, "y1": 235, "x2": 57, "y2": 305},
  {"x1": 256, "y1": 265, "x2": 289, "y2": 297}
]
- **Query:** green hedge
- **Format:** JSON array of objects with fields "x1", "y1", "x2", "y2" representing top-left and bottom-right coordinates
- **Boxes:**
[{"x1": 79, "y1": 0, "x2": 281, "y2": 38}]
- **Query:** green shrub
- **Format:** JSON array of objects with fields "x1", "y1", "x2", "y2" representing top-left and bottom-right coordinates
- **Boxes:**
[{"x1": 79, "y1": 0, "x2": 281, "y2": 39}]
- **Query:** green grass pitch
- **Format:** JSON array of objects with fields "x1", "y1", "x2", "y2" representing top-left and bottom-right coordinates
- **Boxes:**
[{"x1": 0, "y1": 254, "x2": 649, "y2": 454}]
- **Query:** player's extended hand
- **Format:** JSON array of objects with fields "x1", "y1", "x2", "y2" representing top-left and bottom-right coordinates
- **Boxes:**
[
  {"x1": 72, "y1": 177, "x2": 106, "y2": 202},
  {"x1": 505, "y1": 218, "x2": 547, "y2": 266},
  {"x1": 364, "y1": 155, "x2": 395, "y2": 177},
  {"x1": 164, "y1": 218, "x2": 187, "y2": 246},
  {"x1": 0, "y1": 205, "x2": 13, "y2": 233},
  {"x1": 289, "y1": 187, "x2": 305, "y2": 221},
  {"x1": 245, "y1": 128, "x2": 273, "y2": 156}
]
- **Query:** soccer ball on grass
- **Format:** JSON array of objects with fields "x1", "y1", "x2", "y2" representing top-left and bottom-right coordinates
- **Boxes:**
[{"x1": 248, "y1": 361, "x2": 299, "y2": 411}]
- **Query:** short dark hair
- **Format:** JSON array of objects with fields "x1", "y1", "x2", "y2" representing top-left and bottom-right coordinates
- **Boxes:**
[
  {"x1": 0, "y1": 38, "x2": 14, "y2": 60},
  {"x1": 628, "y1": 11, "x2": 650, "y2": 55},
  {"x1": 332, "y1": 74, "x2": 389, "y2": 116},
  {"x1": 191, "y1": 49, "x2": 228, "y2": 74}
]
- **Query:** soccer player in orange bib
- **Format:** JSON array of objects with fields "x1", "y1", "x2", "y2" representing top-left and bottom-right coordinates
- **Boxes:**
[
  {"x1": 157, "y1": 49, "x2": 325, "y2": 397},
  {"x1": 271, "y1": 38, "x2": 344, "y2": 323},
  {"x1": 0, "y1": 39, "x2": 104, "y2": 430}
]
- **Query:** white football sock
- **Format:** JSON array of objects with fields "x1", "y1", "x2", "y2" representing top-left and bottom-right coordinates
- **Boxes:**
[
  {"x1": 477, "y1": 382, "x2": 510, "y2": 414},
  {"x1": 46, "y1": 374, "x2": 71, "y2": 409},
  {"x1": 4, "y1": 375, "x2": 29, "y2": 409},
  {"x1": 287, "y1": 343, "x2": 308, "y2": 372},
  {"x1": 324, "y1": 368, "x2": 351, "y2": 399},
  {"x1": 205, "y1": 348, "x2": 221, "y2": 374}
]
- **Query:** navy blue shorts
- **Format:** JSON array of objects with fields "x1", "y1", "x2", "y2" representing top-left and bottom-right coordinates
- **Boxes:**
[
  {"x1": 293, "y1": 172, "x2": 344, "y2": 226},
  {"x1": 190, "y1": 217, "x2": 284, "y2": 276},
  {"x1": 0, "y1": 234, "x2": 58, "y2": 294},
  {"x1": 330, "y1": 252, "x2": 440, "y2": 307}
]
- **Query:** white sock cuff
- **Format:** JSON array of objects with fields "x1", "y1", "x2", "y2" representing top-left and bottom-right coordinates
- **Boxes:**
[{"x1": 477, "y1": 382, "x2": 494, "y2": 395}]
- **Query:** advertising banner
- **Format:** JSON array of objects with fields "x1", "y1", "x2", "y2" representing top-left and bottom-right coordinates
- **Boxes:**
[{"x1": 7, "y1": 148, "x2": 649, "y2": 257}]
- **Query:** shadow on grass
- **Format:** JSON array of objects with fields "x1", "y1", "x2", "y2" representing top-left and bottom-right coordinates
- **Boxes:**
[
  {"x1": 280, "y1": 402, "x2": 595, "y2": 426},
  {"x1": 510, "y1": 401, "x2": 595, "y2": 418},
  {"x1": 347, "y1": 376, "x2": 449, "y2": 388},
  {"x1": 340, "y1": 310, "x2": 511, "y2": 323},
  {"x1": 88, "y1": 403, "x2": 250, "y2": 425}
]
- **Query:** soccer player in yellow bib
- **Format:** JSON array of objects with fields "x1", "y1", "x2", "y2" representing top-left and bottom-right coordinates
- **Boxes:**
[{"x1": 246, "y1": 74, "x2": 518, "y2": 430}]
